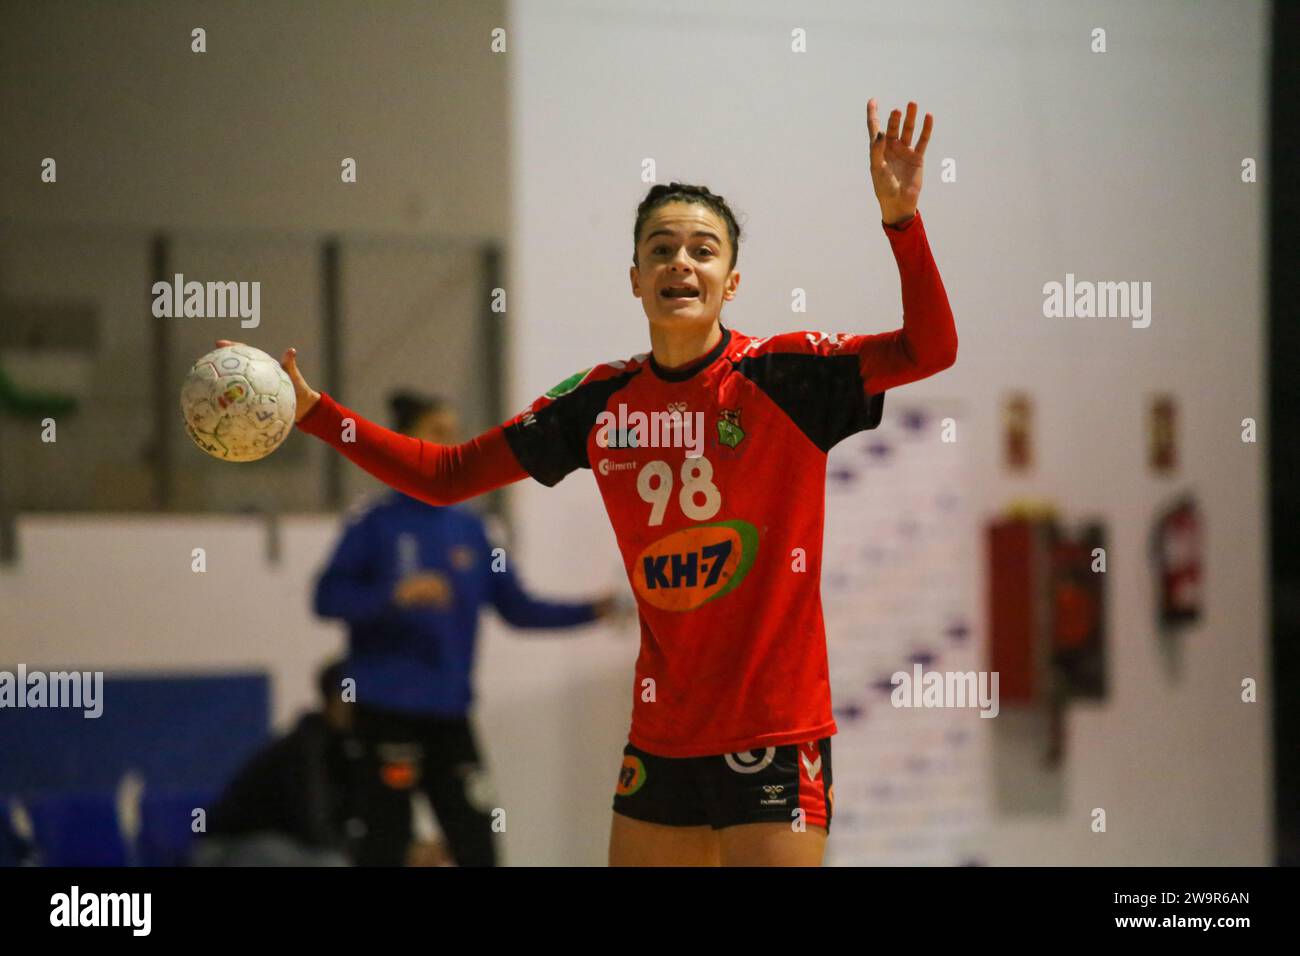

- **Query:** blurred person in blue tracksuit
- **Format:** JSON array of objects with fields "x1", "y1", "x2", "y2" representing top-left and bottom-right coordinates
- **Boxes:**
[{"x1": 313, "y1": 390, "x2": 620, "y2": 867}]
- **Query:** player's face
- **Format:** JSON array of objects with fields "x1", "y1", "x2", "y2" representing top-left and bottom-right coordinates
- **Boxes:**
[{"x1": 630, "y1": 202, "x2": 739, "y2": 330}]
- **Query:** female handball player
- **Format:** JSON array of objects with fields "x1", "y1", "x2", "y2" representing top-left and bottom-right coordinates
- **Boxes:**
[{"x1": 225, "y1": 99, "x2": 957, "y2": 866}]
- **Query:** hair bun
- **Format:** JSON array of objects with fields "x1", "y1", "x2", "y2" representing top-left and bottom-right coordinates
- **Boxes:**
[{"x1": 389, "y1": 392, "x2": 417, "y2": 414}]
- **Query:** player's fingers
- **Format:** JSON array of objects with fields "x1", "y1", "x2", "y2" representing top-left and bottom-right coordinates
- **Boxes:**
[
  {"x1": 870, "y1": 101, "x2": 897, "y2": 162},
  {"x1": 868, "y1": 104, "x2": 886, "y2": 166},
  {"x1": 280, "y1": 347, "x2": 321, "y2": 421},
  {"x1": 914, "y1": 113, "x2": 934, "y2": 156},
  {"x1": 286, "y1": 348, "x2": 314, "y2": 390},
  {"x1": 886, "y1": 108, "x2": 902, "y2": 143},
  {"x1": 869, "y1": 131, "x2": 883, "y2": 168},
  {"x1": 900, "y1": 102, "x2": 917, "y2": 147},
  {"x1": 214, "y1": 339, "x2": 240, "y2": 348}
]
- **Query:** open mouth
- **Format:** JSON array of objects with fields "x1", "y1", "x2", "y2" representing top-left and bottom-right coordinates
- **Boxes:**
[{"x1": 660, "y1": 287, "x2": 699, "y2": 300}]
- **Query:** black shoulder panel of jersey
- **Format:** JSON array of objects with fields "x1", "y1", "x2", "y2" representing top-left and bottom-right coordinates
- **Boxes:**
[
  {"x1": 731, "y1": 353, "x2": 884, "y2": 453},
  {"x1": 503, "y1": 368, "x2": 641, "y2": 486}
]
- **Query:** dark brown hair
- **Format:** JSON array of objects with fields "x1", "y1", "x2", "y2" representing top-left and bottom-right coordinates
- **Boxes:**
[
  {"x1": 633, "y1": 182, "x2": 743, "y2": 271},
  {"x1": 388, "y1": 390, "x2": 447, "y2": 434}
]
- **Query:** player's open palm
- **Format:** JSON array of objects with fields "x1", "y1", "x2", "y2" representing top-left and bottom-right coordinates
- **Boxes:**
[
  {"x1": 867, "y1": 98, "x2": 932, "y2": 224},
  {"x1": 214, "y1": 339, "x2": 320, "y2": 422}
]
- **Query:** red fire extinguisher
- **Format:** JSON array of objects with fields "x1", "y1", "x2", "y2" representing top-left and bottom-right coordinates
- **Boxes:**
[{"x1": 1150, "y1": 495, "x2": 1202, "y2": 631}]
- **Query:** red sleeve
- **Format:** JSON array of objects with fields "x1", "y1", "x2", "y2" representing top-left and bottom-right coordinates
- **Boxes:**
[
  {"x1": 295, "y1": 392, "x2": 528, "y2": 505},
  {"x1": 851, "y1": 211, "x2": 958, "y2": 393}
]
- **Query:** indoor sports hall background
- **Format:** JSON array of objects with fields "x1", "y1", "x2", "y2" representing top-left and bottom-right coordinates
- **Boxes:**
[{"x1": 0, "y1": 0, "x2": 1287, "y2": 865}]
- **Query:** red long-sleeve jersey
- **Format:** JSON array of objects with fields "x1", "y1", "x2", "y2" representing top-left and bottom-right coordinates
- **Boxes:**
[{"x1": 298, "y1": 211, "x2": 956, "y2": 756}]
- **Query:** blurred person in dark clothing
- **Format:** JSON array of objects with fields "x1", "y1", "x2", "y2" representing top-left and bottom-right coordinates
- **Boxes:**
[
  {"x1": 194, "y1": 659, "x2": 362, "y2": 866},
  {"x1": 313, "y1": 391, "x2": 624, "y2": 867}
]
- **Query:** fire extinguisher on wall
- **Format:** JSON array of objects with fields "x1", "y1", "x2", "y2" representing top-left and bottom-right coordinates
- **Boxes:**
[{"x1": 1149, "y1": 494, "x2": 1203, "y2": 633}]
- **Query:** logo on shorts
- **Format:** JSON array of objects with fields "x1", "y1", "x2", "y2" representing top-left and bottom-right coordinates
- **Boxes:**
[
  {"x1": 616, "y1": 755, "x2": 647, "y2": 796},
  {"x1": 800, "y1": 743, "x2": 823, "y2": 782},
  {"x1": 723, "y1": 747, "x2": 776, "y2": 774},
  {"x1": 377, "y1": 743, "x2": 422, "y2": 790},
  {"x1": 381, "y1": 760, "x2": 417, "y2": 790},
  {"x1": 760, "y1": 784, "x2": 788, "y2": 807}
]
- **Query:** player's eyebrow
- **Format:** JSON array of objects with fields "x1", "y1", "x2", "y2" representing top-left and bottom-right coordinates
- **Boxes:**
[{"x1": 644, "y1": 229, "x2": 722, "y2": 245}]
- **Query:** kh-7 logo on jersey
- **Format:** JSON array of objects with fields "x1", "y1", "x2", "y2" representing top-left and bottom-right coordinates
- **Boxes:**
[{"x1": 632, "y1": 519, "x2": 758, "y2": 611}]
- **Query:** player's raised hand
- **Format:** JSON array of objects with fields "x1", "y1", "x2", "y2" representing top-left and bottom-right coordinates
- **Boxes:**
[
  {"x1": 214, "y1": 340, "x2": 320, "y2": 422},
  {"x1": 867, "y1": 98, "x2": 932, "y2": 226}
]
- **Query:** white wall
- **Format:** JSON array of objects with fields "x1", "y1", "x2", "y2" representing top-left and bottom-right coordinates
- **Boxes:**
[{"x1": 505, "y1": 0, "x2": 1270, "y2": 864}]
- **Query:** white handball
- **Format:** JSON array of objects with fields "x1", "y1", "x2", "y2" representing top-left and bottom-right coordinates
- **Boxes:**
[{"x1": 180, "y1": 344, "x2": 296, "y2": 462}]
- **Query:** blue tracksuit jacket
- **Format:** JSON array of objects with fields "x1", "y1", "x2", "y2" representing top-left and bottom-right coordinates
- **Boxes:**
[{"x1": 314, "y1": 491, "x2": 598, "y2": 716}]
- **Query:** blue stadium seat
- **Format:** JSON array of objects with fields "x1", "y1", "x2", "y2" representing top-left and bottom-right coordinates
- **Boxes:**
[
  {"x1": 27, "y1": 791, "x2": 127, "y2": 867},
  {"x1": 0, "y1": 799, "x2": 20, "y2": 866},
  {"x1": 138, "y1": 789, "x2": 216, "y2": 866}
]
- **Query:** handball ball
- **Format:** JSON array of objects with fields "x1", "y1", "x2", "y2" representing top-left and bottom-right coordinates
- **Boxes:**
[{"x1": 181, "y1": 344, "x2": 296, "y2": 462}]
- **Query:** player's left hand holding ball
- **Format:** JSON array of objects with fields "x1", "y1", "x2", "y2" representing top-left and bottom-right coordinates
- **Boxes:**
[
  {"x1": 867, "y1": 98, "x2": 932, "y2": 226},
  {"x1": 179, "y1": 340, "x2": 320, "y2": 462}
]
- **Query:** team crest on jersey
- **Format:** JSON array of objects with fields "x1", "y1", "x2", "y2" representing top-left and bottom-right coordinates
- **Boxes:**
[
  {"x1": 717, "y1": 407, "x2": 744, "y2": 448},
  {"x1": 632, "y1": 519, "x2": 758, "y2": 611},
  {"x1": 544, "y1": 367, "x2": 594, "y2": 399}
]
